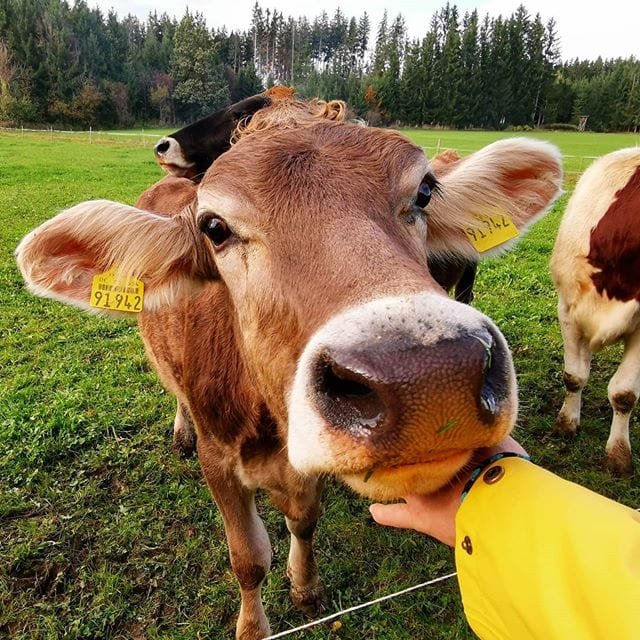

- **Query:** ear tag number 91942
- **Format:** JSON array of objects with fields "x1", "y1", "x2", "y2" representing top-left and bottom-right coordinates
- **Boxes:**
[
  {"x1": 464, "y1": 210, "x2": 519, "y2": 252},
  {"x1": 90, "y1": 268, "x2": 144, "y2": 313}
]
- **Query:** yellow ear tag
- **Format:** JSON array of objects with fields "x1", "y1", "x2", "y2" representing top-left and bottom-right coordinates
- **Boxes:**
[
  {"x1": 90, "y1": 268, "x2": 144, "y2": 313},
  {"x1": 464, "y1": 211, "x2": 519, "y2": 252}
]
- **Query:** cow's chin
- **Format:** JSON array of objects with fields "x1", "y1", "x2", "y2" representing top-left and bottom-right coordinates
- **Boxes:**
[
  {"x1": 340, "y1": 450, "x2": 473, "y2": 500},
  {"x1": 157, "y1": 159, "x2": 197, "y2": 179}
]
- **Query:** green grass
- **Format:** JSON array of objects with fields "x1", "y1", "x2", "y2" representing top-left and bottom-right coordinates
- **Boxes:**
[{"x1": 1, "y1": 128, "x2": 638, "y2": 639}]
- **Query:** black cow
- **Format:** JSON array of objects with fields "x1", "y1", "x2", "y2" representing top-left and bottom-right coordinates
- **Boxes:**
[
  {"x1": 154, "y1": 93, "x2": 272, "y2": 179},
  {"x1": 154, "y1": 87, "x2": 314, "y2": 181},
  {"x1": 429, "y1": 256, "x2": 478, "y2": 304}
]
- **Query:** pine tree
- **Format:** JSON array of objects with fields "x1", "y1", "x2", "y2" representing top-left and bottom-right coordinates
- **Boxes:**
[
  {"x1": 507, "y1": 5, "x2": 530, "y2": 125},
  {"x1": 376, "y1": 14, "x2": 406, "y2": 122},
  {"x1": 372, "y1": 10, "x2": 388, "y2": 77},
  {"x1": 438, "y1": 4, "x2": 462, "y2": 125},
  {"x1": 455, "y1": 11, "x2": 480, "y2": 127},
  {"x1": 356, "y1": 13, "x2": 369, "y2": 74},
  {"x1": 172, "y1": 12, "x2": 229, "y2": 121}
]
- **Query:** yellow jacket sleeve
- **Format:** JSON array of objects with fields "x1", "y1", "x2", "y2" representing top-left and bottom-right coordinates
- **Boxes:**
[{"x1": 455, "y1": 457, "x2": 640, "y2": 640}]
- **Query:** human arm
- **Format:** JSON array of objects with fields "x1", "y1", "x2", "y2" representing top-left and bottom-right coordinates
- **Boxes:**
[{"x1": 370, "y1": 444, "x2": 640, "y2": 640}]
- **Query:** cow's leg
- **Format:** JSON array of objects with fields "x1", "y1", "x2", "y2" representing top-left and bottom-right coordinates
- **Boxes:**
[
  {"x1": 199, "y1": 446, "x2": 272, "y2": 640},
  {"x1": 556, "y1": 298, "x2": 592, "y2": 434},
  {"x1": 172, "y1": 399, "x2": 196, "y2": 456},
  {"x1": 279, "y1": 477, "x2": 324, "y2": 615},
  {"x1": 605, "y1": 331, "x2": 640, "y2": 475}
]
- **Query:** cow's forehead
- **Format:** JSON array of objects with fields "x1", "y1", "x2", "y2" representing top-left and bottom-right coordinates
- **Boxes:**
[{"x1": 202, "y1": 122, "x2": 428, "y2": 207}]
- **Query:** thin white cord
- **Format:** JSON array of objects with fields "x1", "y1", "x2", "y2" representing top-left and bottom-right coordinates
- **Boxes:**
[{"x1": 263, "y1": 571, "x2": 458, "y2": 639}]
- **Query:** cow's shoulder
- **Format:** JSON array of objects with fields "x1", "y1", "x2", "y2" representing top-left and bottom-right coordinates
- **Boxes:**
[{"x1": 552, "y1": 149, "x2": 640, "y2": 302}]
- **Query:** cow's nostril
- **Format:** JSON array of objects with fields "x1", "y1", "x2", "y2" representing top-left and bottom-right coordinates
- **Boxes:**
[
  {"x1": 308, "y1": 318, "x2": 511, "y2": 445},
  {"x1": 155, "y1": 139, "x2": 171, "y2": 155},
  {"x1": 315, "y1": 356, "x2": 387, "y2": 433},
  {"x1": 322, "y1": 362, "x2": 374, "y2": 399},
  {"x1": 473, "y1": 331, "x2": 507, "y2": 423}
]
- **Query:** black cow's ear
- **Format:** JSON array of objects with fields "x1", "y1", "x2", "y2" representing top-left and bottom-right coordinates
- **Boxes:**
[{"x1": 229, "y1": 94, "x2": 271, "y2": 119}]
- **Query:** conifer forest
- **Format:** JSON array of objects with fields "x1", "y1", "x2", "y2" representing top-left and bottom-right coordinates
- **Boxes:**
[{"x1": 0, "y1": 0, "x2": 638, "y2": 131}]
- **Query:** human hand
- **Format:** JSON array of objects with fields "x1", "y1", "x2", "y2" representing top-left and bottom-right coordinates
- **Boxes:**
[{"x1": 369, "y1": 436, "x2": 527, "y2": 546}]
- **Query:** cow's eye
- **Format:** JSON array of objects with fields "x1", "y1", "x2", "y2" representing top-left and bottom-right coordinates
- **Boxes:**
[
  {"x1": 416, "y1": 183, "x2": 431, "y2": 208},
  {"x1": 200, "y1": 216, "x2": 232, "y2": 248},
  {"x1": 416, "y1": 172, "x2": 440, "y2": 209}
]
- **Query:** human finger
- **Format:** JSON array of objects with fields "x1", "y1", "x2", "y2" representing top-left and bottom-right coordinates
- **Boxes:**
[{"x1": 369, "y1": 502, "x2": 416, "y2": 530}]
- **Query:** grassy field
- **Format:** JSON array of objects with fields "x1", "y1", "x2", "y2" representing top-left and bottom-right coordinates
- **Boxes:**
[
  {"x1": 402, "y1": 128, "x2": 640, "y2": 178},
  {"x1": 1, "y1": 128, "x2": 639, "y2": 640}
]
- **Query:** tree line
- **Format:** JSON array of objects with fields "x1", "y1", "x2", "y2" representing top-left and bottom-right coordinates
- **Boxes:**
[{"x1": 0, "y1": 0, "x2": 638, "y2": 132}]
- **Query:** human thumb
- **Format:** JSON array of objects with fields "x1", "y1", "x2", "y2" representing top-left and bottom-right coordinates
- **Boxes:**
[{"x1": 369, "y1": 502, "x2": 417, "y2": 530}]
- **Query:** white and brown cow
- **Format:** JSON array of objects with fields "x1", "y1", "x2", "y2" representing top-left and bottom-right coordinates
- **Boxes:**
[
  {"x1": 16, "y1": 96, "x2": 562, "y2": 639},
  {"x1": 552, "y1": 147, "x2": 640, "y2": 475}
]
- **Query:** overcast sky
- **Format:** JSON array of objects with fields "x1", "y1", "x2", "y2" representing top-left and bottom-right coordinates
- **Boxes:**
[{"x1": 91, "y1": 0, "x2": 639, "y2": 62}]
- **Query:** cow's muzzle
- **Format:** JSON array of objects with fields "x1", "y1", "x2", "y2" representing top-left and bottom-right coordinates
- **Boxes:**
[
  {"x1": 287, "y1": 293, "x2": 517, "y2": 499},
  {"x1": 313, "y1": 327, "x2": 505, "y2": 434},
  {"x1": 154, "y1": 137, "x2": 196, "y2": 178}
]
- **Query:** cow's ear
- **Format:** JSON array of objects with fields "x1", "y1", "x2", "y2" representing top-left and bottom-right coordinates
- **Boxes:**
[
  {"x1": 229, "y1": 93, "x2": 272, "y2": 118},
  {"x1": 426, "y1": 138, "x2": 563, "y2": 258},
  {"x1": 16, "y1": 200, "x2": 217, "y2": 317}
]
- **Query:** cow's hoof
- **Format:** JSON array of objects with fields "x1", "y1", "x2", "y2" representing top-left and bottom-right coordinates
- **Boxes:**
[
  {"x1": 290, "y1": 581, "x2": 325, "y2": 617},
  {"x1": 172, "y1": 429, "x2": 197, "y2": 458},
  {"x1": 605, "y1": 443, "x2": 633, "y2": 476},
  {"x1": 555, "y1": 414, "x2": 579, "y2": 435}
]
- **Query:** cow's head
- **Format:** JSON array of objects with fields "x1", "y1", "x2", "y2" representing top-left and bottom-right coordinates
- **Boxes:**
[
  {"x1": 17, "y1": 98, "x2": 562, "y2": 500},
  {"x1": 154, "y1": 93, "x2": 270, "y2": 179},
  {"x1": 154, "y1": 86, "x2": 345, "y2": 180}
]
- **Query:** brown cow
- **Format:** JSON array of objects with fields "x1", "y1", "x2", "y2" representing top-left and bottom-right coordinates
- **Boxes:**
[
  {"x1": 16, "y1": 97, "x2": 562, "y2": 639},
  {"x1": 551, "y1": 147, "x2": 640, "y2": 475},
  {"x1": 156, "y1": 105, "x2": 476, "y2": 305}
]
